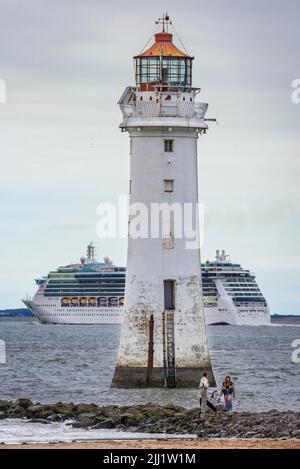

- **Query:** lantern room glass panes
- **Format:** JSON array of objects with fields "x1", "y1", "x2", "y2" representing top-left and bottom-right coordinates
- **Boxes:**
[
  {"x1": 136, "y1": 58, "x2": 160, "y2": 84},
  {"x1": 135, "y1": 57, "x2": 192, "y2": 87}
]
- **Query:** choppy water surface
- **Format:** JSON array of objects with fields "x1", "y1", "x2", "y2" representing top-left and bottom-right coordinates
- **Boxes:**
[{"x1": 0, "y1": 319, "x2": 299, "y2": 412}]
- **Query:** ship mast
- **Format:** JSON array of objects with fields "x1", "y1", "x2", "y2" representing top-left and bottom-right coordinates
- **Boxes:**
[{"x1": 86, "y1": 242, "x2": 95, "y2": 262}]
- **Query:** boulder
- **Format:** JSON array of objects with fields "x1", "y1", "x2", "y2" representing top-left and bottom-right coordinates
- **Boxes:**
[
  {"x1": 73, "y1": 403, "x2": 99, "y2": 415},
  {"x1": 49, "y1": 403, "x2": 75, "y2": 417},
  {"x1": 15, "y1": 398, "x2": 33, "y2": 409},
  {"x1": 46, "y1": 414, "x2": 65, "y2": 422},
  {"x1": 9, "y1": 405, "x2": 27, "y2": 417},
  {"x1": 120, "y1": 414, "x2": 138, "y2": 427},
  {"x1": 35, "y1": 410, "x2": 56, "y2": 419},
  {"x1": 72, "y1": 416, "x2": 94, "y2": 428},
  {"x1": 142, "y1": 406, "x2": 176, "y2": 421},
  {"x1": 0, "y1": 400, "x2": 11, "y2": 411},
  {"x1": 27, "y1": 404, "x2": 46, "y2": 415},
  {"x1": 91, "y1": 418, "x2": 115, "y2": 429}
]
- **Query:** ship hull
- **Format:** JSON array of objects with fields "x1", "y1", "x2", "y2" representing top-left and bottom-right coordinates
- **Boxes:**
[
  {"x1": 22, "y1": 299, "x2": 123, "y2": 325},
  {"x1": 23, "y1": 299, "x2": 269, "y2": 326},
  {"x1": 204, "y1": 305, "x2": 270, "y2": 326}
]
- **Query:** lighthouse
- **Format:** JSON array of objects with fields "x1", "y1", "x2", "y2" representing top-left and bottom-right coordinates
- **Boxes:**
[{"x1": 112, "y1": 15, "x2": 215, "y2": 388}]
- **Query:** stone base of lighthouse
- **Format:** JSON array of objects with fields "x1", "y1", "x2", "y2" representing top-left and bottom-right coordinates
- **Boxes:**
[
  {"x1": 112, "y1": 366, "x2": 215, "y2": 389},
  {"x1": 112, "y1": 275, "x2": 216, "y2": 389}
]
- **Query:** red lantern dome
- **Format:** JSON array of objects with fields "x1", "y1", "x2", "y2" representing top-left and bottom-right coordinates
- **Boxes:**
[{"x1": 136, "y1": 32, "x2": 190, "y2": 58}]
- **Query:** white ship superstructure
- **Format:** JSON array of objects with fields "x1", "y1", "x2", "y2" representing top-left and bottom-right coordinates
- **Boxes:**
[
  {"x1": 23, "y1": 243, "x2": 125, "y2": 325},
  {"x1": 202, "y1": 250, "x2": 270, "y2": 325}
]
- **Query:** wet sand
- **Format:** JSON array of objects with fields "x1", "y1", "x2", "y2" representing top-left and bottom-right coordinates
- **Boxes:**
[{"x1": 2, "y1": 439, "x2": 300, "y2": 449}]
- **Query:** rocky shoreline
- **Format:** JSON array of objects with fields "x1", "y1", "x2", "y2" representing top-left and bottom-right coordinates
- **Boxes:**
[{"x1": 1, "y1": 399, "x2": 299, "y2": 439}]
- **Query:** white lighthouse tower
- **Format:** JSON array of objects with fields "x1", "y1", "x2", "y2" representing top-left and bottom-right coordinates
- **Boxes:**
[{"x1": 112, "y1": 15, "x2": 215, "y2": 388}]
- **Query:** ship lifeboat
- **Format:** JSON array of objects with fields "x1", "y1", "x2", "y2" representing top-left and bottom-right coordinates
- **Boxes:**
[
  {"x1": 71, "y1": 297, "x2": 79, "y2": 305},
  {"x1": 61, "y1": 297, "x2": 70, "y2": 307},
  {"x1": 109, "y1": 297, "x2": 118, "y2": 307},
  {"x1": 80, "y1": 297, "x2": 87, "y2": 306},
  {"x1": 89, "y1": 297, "x2": 96, "y2": 306},
  {"x1": 119, "y1": 297, "x2": 124, "y2": 306}
]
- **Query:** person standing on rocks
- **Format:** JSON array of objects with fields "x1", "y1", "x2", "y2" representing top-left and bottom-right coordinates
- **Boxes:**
[
  {"x1": 221, "y1": 376, "x2": 235, "y2": 412},
  {"x1": 199, "y1": 373, "x2": 218, "y2": 414},
  {"x1": 199, "y1": 372, "x2": 209, "y2": 414}
]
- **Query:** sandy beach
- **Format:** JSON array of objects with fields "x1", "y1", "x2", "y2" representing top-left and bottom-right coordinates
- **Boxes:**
[{"x1": 2, "y1": 439, "x2": 300, "y2": 450}]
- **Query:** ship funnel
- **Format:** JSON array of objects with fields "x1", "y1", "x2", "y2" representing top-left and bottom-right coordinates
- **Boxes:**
[{"x1": 216, "y1": 249, "x2": 220, "y2": 260}]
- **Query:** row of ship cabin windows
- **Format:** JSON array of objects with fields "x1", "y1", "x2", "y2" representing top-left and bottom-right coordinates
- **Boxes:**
[
  {"x1": 46, "y1": 282, "x2": 124, "y2": 286},
  {"x1": 231, "y1": 293, "x2": 263, "y2": 297},
  {"x1": 41, "y1": 310, "x2": 119, "y2": 314},
  {"x1": 224, "y1": 282, "x2": 257, "y2": 286},
  {"x1": 45, "y1": 287, "x2": 124, "y2": 291},
  {"x1": 60, "y1": 297, "x2": 124, "y2": 307},
  {"x1": 55, "y1": 312, "x2": 120, "y2": 316}
]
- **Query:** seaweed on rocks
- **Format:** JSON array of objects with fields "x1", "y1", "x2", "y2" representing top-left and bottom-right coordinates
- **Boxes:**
[{"x1": 0, "y1": 400, "x2": 299, "y2": 439}]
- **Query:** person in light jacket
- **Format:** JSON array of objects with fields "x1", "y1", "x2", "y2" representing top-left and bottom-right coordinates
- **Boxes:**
[{"x1": 199, "y1": 372, "x2": 209, "y2": 414}]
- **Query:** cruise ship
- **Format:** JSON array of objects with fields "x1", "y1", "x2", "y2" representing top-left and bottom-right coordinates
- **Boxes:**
[
  {"x1": 23, "y1": 245, "x2": 270, "y2": 326},
  {"x1": 202, "y1": 250, "x2": 270, "y2": 325},
  {"x1": 23, "y1": 243, "x2": 125, "y2": 325}
]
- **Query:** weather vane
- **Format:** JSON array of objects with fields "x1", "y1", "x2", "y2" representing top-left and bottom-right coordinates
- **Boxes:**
[{"x1": 155, "y1": 12, "x2": 172, "y2": 32}]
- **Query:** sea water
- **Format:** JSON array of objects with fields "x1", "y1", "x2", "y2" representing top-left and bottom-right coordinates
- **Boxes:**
[{"x1": 0, "y1": 319, "x2": 299, "y2": 412}]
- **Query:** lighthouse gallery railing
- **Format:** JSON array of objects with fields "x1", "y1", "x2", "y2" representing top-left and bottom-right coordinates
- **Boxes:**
[{"x1": 120, "y1": 101, "x2": 208, "y2": 119}]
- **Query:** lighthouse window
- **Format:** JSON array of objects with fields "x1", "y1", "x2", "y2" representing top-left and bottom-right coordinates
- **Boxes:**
[
  {"x1": 162, "y1": 58, "x2": 192, "y2": 86},
  {"x1": 162, "y1": 67, "x2": 168, "y2": 82},
  {"x1": 136, "y1": 57, "x2": 160, "y2": 85},
  {"x1": 164, "y1": 179, "x2": 174, "y2": 193},
  {"x1": 164, "y1": 140, "x2": 173, "y2": 152}
]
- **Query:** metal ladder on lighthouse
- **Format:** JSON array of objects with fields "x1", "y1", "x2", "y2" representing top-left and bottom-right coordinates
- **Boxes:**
[{"x1": 163, "y1": 310, "x2": 176, "y2": 387}]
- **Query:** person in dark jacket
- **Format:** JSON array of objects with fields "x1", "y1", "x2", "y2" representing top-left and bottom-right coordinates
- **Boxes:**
[{"x1": 221, "y1": 376, "x2": 235, "y2": 412}]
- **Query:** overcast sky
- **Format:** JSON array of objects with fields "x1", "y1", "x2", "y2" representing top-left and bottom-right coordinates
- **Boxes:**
[{"x1": 0, "y1": 0, "x2": 299, "y2": 313}]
